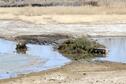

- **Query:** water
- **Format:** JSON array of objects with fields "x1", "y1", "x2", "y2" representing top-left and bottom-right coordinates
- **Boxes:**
[
  {"x1": 94, "y1": 37, "x2": 126, "y2": 63},
  {"x1": 0, "y1": 39, "x2": 70, "y2": 79}
]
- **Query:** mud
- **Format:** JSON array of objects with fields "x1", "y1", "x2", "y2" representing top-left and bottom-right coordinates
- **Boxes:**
[{"x1": 15, "y1": 34, "x2": 70, "y2": 45}]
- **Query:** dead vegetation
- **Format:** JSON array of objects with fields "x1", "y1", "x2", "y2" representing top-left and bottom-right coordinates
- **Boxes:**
[{"x1": 0, "y1": 0, "x2": 126, "y2": 7}]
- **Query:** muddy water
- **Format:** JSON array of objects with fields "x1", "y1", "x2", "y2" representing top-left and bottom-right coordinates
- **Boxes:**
[
  {"x1": 0, "y1": 39, "x2": 70, "y2": 79},
  {"x1": 94, "y1": 37, "x2": 126, "y2": 63}
]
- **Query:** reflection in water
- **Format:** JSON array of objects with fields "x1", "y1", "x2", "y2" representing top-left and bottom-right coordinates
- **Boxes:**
[
  {"x1": 16, "y1": 48, "x2": 27, "y2": 54},
  {"x1": 94, "y1": 37, "x2": 126, "y2": 63},
  {"x1": 0, "y1": 39, "x2": 70, "y2": 79}
]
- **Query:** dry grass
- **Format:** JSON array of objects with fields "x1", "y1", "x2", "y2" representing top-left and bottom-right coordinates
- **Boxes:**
[
  {"x1": 0, "y1": 6, "x2": 126, "y2": 24},
  {"x1": 0, "y1": 6, "x2": 126, "y2": 15},
  {"x1": 0, "y1": 0, "x2": 126, "y2": 7}
]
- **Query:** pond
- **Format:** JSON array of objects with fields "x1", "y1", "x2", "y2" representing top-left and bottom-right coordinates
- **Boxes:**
[
  {"x1": 93, "y1": 37, "x2": 126, "y2": 63},
  {"x1": 0, "y1": 39, "x2": 70, "y2": 79}
]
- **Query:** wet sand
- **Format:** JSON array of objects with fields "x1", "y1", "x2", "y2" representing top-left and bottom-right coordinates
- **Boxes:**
[{"x1": 1, "y1": 61, "x2": 126, "y2": 84}]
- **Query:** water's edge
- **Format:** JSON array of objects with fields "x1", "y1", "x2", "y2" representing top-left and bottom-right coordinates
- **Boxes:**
[
  {"x1": 0, "y1": 39, "x2": 71, "y2": 79},
  {"x1": 93, "y1": 37, "x2": 126, "y2": 63}
]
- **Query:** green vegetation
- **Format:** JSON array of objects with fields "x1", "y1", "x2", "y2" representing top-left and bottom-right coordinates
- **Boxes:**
[{"x1": 58, "y1": 37, "x2": 105, "y2": 60}]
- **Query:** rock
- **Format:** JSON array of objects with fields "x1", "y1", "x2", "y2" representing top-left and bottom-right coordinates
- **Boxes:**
[{"x1": 16, "y1": 40, "x2": 27, "y2": 54}]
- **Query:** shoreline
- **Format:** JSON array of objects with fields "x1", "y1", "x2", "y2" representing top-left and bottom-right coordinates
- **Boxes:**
[
  {"x1": 1, "y1": 60, "x2": 126, "y2": 84},
  {"x1": 0, "y1": 34, "x2": 126, "y2": 84},
  {"x1": 0, "y1": 6, "x2": 126, "y2": 84}
]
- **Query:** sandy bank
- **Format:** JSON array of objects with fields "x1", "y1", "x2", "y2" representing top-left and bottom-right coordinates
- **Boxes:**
[
  {"x1": 0, "y1": 20, "x2": 126, "y2": 40},
  {"x1": 0, "y1": 7, "x2": 126, "y2": 38},
  {"x1": 1, "y1": 61, "x2": 126, "y2": 84}
]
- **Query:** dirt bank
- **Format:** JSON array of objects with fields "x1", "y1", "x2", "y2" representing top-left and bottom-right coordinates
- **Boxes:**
[
  {"x1": 1, "y1": 61, "x2": 126, "y2": 84},
  {"x1": 0, "y1": 7, "x2": 126, "y2": 39},
  {"x1": 0, "y1": 20, "x2": 126, "y2": 41},
  {"x1": 15, "y1": 34, "x2": 70, "y2": 45}
]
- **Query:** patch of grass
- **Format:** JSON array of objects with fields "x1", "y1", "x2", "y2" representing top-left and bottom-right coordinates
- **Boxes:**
[{"x1": 58, "y1": 37, "x2": 104, "y2": 60}]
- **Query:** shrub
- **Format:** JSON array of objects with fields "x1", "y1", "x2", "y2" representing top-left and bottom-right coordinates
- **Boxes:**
[{"x1": 58, "y1": 37, "x2": 104, "y2": 60}]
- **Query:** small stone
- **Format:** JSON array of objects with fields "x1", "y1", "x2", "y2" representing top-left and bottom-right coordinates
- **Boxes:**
[
  {"x1": 96, "y1": 80, "x2": 99, "y2": 82},
  {"x1": 83, "y1": 73, "x2": 86, "y2": 75}
]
